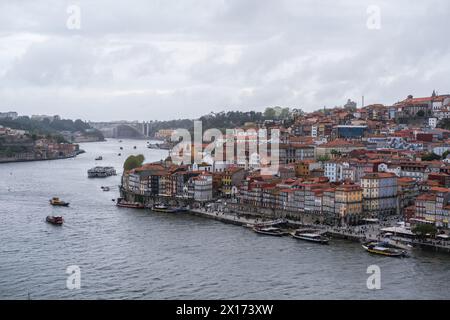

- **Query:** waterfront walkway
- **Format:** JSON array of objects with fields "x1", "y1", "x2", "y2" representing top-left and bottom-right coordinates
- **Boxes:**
[
  {"x1": 189, "y1": 208, "x2": 258, "y2": 226},
  {"x1": 190, "y1": 208, "x2": 383, "y2": 242},
  {"x1": 165, "y1": 203, "x2": 450, "y2": 253}
]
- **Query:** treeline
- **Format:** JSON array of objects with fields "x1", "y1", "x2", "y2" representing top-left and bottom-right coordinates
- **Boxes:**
[
  {"x1": 146, "y1": 119, "x2": 193, "y2": 137},
  {"x1": 0, "y1": 116, "x2": 104, "y2": 140},
  {"x1": 147, "y1": 107, "x2": 298, "y2": 136}
]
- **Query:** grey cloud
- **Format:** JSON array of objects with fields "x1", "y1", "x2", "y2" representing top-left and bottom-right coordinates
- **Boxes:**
[{"x1": 0, "y1": 0, "x2": 449, "y2": 120}]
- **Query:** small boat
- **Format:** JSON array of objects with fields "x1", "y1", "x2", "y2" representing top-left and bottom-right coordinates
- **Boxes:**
[
  {"x1": 101, "y1": 186, "x2": 110, "y2": 191},
  {"x1": 120, "y1": 147, "x2": 123, "y2": 150},
  {"x1": 152, "y1": 203, "x2": 178, "y2": 213},
  {"x1": 362, "y1": 242, "x2": 407, "y2": 257},
  {"x1": 147, "y1": 143, "x2": 172, "y2": 150},
  {"x1": 175, "y1": 206, "x2": 189, "y2": 213},
  {"x1": 133, "y1": 146, "x2": 137, "y2": 149},
  {"x1": 253, "y1": 226, "x2": 285, "y2": 236},
  {"x1": 95, "y1": 156, "x2": 103, "y2": 161},
  {"x1": 49, "y1": 197, "x2": 69, "y2": 207},
  {"x1": 116, "y1": 198, "x2": 145, "y2": 209},
  {"x1": 291, "y1": 231, "x2": 329, "y2": 244},
  {"x1": 118, "y1": 153, "x2": 121, "y2": 156},
  {"x1": 46, "y1": 215, "x2": 64, "y2": 225}
]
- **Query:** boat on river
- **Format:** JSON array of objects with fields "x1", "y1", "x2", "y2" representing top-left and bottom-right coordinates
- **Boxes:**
[
  {"x1": 291, "y1": 230, "x2": 329, "y2": 244},
  {"x1": 152, "y1": 203, "x2": 178, "y2": 213},
  {"x1": 49, "y1": 197, "x2": 69, "y2": 207},
  {"x1": 95, "y1": 156, "x2": 103, "y2": 161},
  {"x1": 244, "y1": 218, "x2": 288, "y2": 229},
  {"x1": 116, "y1": 198, "x2": 145, "y2": 209},
  {"x1": 147, "y1": 142, "x2": 172, "y2": 150},
  {"x1": 88, "y1": 166, "x2": 116, "y2": 178},
  {"x1": 46, "y1": 215, "x2": 64, "y2": 225},
  {"x1": 253, "y1": 226, "x2": 285, "y2": 237},
  {"x1": 362, "y1": 241, "x2": 407, "y2": 257}
]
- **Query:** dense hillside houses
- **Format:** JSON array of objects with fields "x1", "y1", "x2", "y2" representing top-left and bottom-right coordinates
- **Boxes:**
[
  {"x1": 0, "y1": 124, "x2": 80, "y2": 162},
  {"x1": 121, "y1": 91, "x2": 450, "y2": 230}
]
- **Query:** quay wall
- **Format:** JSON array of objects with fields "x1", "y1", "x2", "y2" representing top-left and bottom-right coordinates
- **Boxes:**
[{"x1": 120, "y1": 189, "x2": 450, "y2": 254}]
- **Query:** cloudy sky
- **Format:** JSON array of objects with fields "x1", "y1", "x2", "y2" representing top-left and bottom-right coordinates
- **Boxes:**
[{"x1": 0, "y1": 0, "x2": 449, "y2": 121}]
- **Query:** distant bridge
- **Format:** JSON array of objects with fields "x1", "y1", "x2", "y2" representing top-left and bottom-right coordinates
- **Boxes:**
[{"x1": 89, "y1": 121, "x2": 154, "y2": 139}]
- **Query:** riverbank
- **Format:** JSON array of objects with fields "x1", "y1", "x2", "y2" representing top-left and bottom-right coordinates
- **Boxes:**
[
  {"x1": 187, "y1": 207, "x2": 450, "y2": 254},
  {"x1": 0, "y1": 150, "x2": 84, "y2": 164}
]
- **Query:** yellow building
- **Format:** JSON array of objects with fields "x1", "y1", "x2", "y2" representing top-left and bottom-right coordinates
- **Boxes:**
[{"x1": 334, "y1": 182, "x2": 363, "y2": 221}]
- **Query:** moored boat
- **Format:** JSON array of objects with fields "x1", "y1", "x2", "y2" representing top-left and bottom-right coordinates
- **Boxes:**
[
  {"x1": 291, "y1": 231, "x2": 329, "y2": 244},
  {"x1": 175, "y1": 206, "x2": 189, "y2": 213},
  {"x1": 101, "y1": 186, "x2": 110, "y2": 191},
  {"x1": 244, "y1": 218, "x2": 288, "y2": 229},
  {"x1": 253, "y1": 226, "x2": 285, "y2": 236},
  {"x1": 46, "y1": 215, "x2": 64, "y2": 225},
  {"x1": 49, "y1": 197, "x2": 69, "y2": 207},
  {"x1": 152, "y1": 203, "x2": 178, "y2": 213},
  {"x1": 362, "y1": 241, "x2": 407, "y2": 257},
  {"x1": 116, "y1": 198, "x2": 145, "y2": 209},
  {"x1": 95, "y1": 156, "x2": 103, "y2": 160}
]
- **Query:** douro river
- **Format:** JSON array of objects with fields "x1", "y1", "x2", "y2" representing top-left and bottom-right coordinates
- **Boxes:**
[{"x1": 1, "y1": 139, "x2": 450, "y2": 299}]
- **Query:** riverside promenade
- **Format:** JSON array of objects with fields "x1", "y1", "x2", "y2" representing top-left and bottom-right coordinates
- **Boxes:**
[
  {"x1": 189, "y1": 207, "x2": 378, "y2": 242},
  {"x1": 189, "y1": 208, "x2": 259, "y2": 226}
]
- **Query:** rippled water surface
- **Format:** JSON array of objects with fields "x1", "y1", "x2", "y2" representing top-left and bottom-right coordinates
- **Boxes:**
[{"x1": 1, "y1": 139, "x2": 450, "y2": 299}]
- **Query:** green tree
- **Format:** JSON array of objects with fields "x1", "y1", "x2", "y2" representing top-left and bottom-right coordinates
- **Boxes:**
[
  {"x1": 412, "y1": 223, "x2": 437, "y2": 238},
  {"x1": 264, "y1": 107, "x2": 276, "y2": 119},
  {"x1": 417, "y1": 110, "x2": 425, "y2": 117},
  {"x1": 421, "y1": 152, "x2": 441, "y2": 161},
  {"x1": 317, "y1": 155, "x2": 330, "y2": 162},
  {"x1": 123, "y1": 154, "x2": 145, "y2": 171},
  {"x1": 279, "y1": 107, "x2": 290, "y2": 119},
  {"x1": 442, "y1": 150, "x2": 450, "y2": 160}
]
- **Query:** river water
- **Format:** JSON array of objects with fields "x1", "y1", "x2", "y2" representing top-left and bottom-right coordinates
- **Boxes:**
[{"x1": 0, "y1": 139, "x2": 449, "y2": 299}]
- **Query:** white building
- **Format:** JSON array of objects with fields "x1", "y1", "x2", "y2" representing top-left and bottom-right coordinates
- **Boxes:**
[
  {"x1": 429, "y1": 117, "x2": 438, "y2": 128},
  {"x1": 193, "y1": 173, "x2": 213, "y2": 202},
  {"x1": 361, "y1": 172, "x2": 398, "y2": 216},
  {"x1": 324, "y1": 162, "x2": 345, "y2": 182}
]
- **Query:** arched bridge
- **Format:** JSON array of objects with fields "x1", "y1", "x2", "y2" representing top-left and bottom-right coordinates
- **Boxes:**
[{"x1": 89, "y1": 122, "x2": 152, "y2": 139}]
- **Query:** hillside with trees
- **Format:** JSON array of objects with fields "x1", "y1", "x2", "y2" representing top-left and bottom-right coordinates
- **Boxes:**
[
  {"x1": 145, "y1": 107, "x2": 298, "y2": 137},
  {"x1": 0, "y1": 116, "x2": 104, "y2": 142}
]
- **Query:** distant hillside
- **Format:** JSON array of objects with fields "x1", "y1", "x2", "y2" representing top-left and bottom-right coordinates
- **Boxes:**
[
  {"x1": 146, "y1": 108, "x2": 294, "y2": 136},
  {"x1": 0, "y1": 116, "x2": 104, "y2": 142}
]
